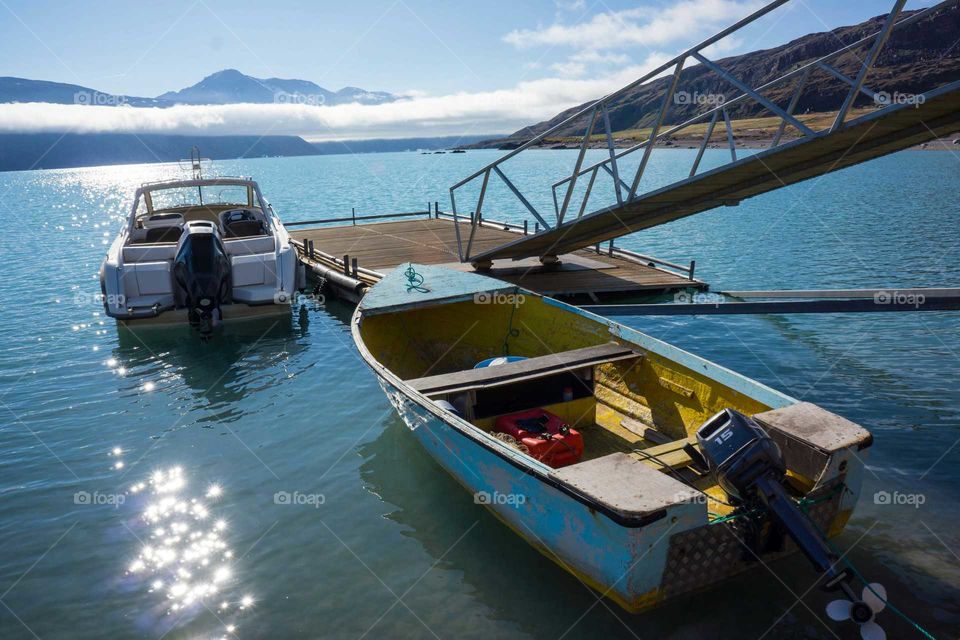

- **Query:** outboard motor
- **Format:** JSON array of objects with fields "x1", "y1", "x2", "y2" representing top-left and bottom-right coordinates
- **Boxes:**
[
  {"x1": 173, "y1": 221, "x2": 231, "y2": 339},
  {"x1": 697, "y1": 409, "x2": 887, "y2": 640}
]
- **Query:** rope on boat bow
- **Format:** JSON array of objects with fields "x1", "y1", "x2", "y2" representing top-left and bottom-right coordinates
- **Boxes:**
[{"x1": 404, "y1": 264, "x2": 429, "y2": 293}]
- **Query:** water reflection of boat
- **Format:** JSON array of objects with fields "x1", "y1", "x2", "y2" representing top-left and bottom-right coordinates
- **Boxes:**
[
  {"x1": 111, "y1": 315, "x2": 300, "y2": 417},
  {"x1": 353, "y1": 264, "x2": 873, "y2": 615}
]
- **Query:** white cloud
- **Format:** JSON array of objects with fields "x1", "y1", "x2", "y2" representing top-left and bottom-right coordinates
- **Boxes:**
[
  {"x1": 0, "y1": 55, "x2": 673, "y2": 140},
  {"x1": 504, "y1": 0, "x2": 762, "y2": 51},
  {"x1": 572, "y1": 50, "x2": 631, "y2": 65},
  {"x1": 555, "y1": 0, "x2": 586, "y2": 12},
  {"x1": 549, "y1": 60, "x2": 588, "y2": 77}
]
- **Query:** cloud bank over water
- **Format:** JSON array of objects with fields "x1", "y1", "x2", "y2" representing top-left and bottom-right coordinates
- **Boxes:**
[{"x1": 0, "y1": 62, "x2": 672, "y2": 140}]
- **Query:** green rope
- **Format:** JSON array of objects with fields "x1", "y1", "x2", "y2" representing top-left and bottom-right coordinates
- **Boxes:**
[
  {"x1": 706, "y1": 482, "x2": 845, "y2": 524},
  {"x1": 404, "y1": 264, "x2": 429, "y2": 293}
]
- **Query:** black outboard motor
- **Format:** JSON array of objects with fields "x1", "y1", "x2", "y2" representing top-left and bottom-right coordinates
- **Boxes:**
[
  {"x1": 173, "y1": 221, "x2": 231, "y2": 339},
  {"x1": 696, "y1": 409, "x2": 887, "y2": 640}
]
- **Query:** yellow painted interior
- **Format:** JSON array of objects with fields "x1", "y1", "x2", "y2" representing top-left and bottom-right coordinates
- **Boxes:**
[{"x1": 360, "y1": 295, "x2": 777, "y2": 512}]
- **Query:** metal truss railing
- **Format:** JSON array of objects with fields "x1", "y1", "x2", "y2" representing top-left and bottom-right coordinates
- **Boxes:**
[{"x1": 448, "y1": 0, "x2": 955, "y2": 264}]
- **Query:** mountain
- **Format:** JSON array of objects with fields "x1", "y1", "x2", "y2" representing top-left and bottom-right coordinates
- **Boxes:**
[
  {"x1": 157, "y1": 69, "x2": 396, "y2": 106},
  {"x1": 0, "y1": 76, "x2": 168, "y2": 107},
  {"x1": 0, "y1": 133, "x2": 320, "y2": 172},
  {"x1": 0, "y1": 69, "x2": 395, "y2": 107},
  {"x1": 473, "y1": 4, "x2": 960, "y2": 147}
]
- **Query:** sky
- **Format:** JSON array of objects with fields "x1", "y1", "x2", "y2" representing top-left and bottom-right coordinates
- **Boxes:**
[{"x1": 0, "y1": 0, "x2": 939, "y2": 140}]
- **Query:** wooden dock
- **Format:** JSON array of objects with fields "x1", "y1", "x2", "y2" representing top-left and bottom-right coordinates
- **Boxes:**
[{"x1": 288, "y1": 214, "x2": 705, "y2": 302}]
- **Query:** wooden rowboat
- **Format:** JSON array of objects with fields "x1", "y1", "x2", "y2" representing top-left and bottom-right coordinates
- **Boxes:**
[{"x1": 351, "y1": 264, "x2": 872, "y2": 613}]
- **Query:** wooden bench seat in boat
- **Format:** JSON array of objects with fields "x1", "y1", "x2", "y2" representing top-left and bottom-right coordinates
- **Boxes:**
[
  {"x1": 553, "y1": 452, "x2": 702, "y2": 523},
  {"x1": 754, "y1": 402, "x2": 872, "y2": 485},
  {"x1": 406, "y1": 342, "x2": 641, "y2": 397}
]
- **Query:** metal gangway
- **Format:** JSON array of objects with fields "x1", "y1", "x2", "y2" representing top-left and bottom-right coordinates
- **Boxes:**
[{"x1": 449, "y1": 0, "x2": 960, "y2": 266}]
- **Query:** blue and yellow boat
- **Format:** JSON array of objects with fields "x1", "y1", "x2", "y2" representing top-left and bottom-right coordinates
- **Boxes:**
[{"x1": 352, "y1": 264, "x2": 873, "y2": 613}]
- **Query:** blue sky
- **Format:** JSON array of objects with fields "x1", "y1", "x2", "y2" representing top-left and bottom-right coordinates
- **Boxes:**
[{"x1": 0, "y1": 0, "x2": 938, "y2": 139}]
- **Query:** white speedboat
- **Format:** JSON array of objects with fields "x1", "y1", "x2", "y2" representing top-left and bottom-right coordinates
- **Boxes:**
[{"x1": 100, "y1": 176, "x2": 304, "y2": 336}]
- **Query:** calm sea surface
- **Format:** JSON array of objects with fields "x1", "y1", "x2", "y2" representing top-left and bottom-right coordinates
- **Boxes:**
[{"x1": 0, "y1": 149, "x2": 958, "y2": 639}]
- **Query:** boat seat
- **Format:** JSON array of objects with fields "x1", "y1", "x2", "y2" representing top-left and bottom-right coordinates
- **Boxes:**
[
  {"x1": 406, "y1": 343, "x2": 641, "y2": 397},
  {"x1": 225, "y1": 220, "x2": 265, "y2": 238},
  {"x1": 123, "y1": 244, "x2": 177, "y2": 262},
  {"x1": 754, "y1": 402, "x2": 873, "y2": 485},
  {"x1": 224, "y1": 236, "x2": 275, "y2": 255},
  {"x1": 144, "y1": 226, "x2": 183, "y2": 243},
  {"x1": 142, "y1": 213, "x2": 184, "y2": 229},
  {"x1": 120, "y1": 260, "x2": 173, "y2": 299},
  {"x1": 553, "y1": 452, "x2": 702, "y2": 523},
  {"x1": 231, "y1": 252, "x2": 277, "y2": 287}
]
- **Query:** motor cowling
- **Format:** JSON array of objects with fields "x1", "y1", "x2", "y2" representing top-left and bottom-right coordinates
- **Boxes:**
[{"x1": 173, "y1": 221, "x2": 231, "y2": 338}]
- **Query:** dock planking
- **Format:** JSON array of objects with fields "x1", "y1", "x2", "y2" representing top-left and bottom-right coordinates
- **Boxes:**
[{"x1": 289, "y1": 217, "x2": 705, "y2": 299}]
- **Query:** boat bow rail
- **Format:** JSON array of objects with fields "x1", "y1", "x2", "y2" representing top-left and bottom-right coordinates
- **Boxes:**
[{"x1": 449, "y1": 0, "x2": 960, "y2": 264}]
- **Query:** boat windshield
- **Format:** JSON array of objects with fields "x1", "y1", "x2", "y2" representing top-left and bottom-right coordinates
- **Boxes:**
[{"x1": 149, "y1": 185, "x2": 251, "y2": 211}]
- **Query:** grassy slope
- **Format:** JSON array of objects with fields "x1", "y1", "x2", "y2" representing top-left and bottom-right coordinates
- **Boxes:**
[{"x1": 549, "y1": 108, "x2": 882, "y2": 147}]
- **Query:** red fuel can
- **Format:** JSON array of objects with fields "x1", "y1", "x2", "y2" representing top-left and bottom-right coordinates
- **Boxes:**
[{"x1": 495, "y1": 408, "x2": 584, "y2": 468}]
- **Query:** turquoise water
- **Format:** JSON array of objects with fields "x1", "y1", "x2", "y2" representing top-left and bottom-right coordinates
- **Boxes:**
[{"x1": 0, "y1": 150, "x2": 958, "y2": 639}]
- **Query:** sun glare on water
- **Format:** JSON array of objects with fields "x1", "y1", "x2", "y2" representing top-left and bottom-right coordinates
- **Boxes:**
[{"x1": 126, "y1": 466, "x2": 253, "y2": 637}]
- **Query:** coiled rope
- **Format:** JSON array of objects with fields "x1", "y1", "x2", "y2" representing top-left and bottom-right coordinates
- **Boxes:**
[{"x1": 404, "y1": 264, "x2": 429, "y2": 293}]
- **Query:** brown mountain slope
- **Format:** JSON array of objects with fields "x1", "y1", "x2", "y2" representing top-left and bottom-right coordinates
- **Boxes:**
[{"x1": 474, "y1": 4, "x2": 960, "y2": 148}]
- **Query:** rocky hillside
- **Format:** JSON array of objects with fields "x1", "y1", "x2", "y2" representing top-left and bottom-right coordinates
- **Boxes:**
[{"x1": 478, "y1": 5, "x2": 960, "y2": 147}]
